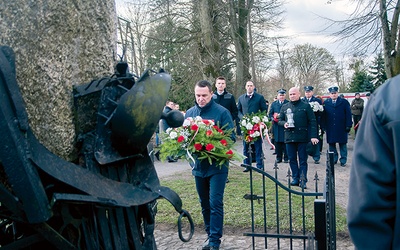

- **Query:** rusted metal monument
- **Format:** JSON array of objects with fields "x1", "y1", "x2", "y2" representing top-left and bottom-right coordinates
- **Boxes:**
[{"x1": 0, "y1": 45, "x2": 193, "y2": 249}]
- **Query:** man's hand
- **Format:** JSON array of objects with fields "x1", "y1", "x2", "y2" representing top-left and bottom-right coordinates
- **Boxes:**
[
  {"x1": 311, "y1": 138, "x2": 319, "y2": 145},
  {"x1": 273, "y1": 113, "x2": 279, "y2": 123},
  {"x1": 345, "y1": 127, "x2": 351, "y2": 133}
]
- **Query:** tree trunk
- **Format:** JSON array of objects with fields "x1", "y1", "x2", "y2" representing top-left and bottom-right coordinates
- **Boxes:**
[
  {"x1": 228, "y1": 0, "x2": 252, "y2": 93},
  {"x1": 379, "y1": 0, "x2": 400, "y2": 78},
  {"x1": 0, "y1": 1, "x2": 117, "y2": 160},
  {"x1": 197, "y1": 0, "x2": 222, "y2": 79}
]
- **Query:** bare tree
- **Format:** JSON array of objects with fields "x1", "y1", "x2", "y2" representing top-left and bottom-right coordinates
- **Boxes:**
[
  {"x1": 328, "y1": 0, "x2": 400, "y2": 78},
  {"x1": 288, "y1": 43, "x2": 337, "y2": 94}
]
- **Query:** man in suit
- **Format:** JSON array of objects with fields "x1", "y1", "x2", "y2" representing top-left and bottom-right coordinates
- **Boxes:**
[
  {"x1": 301, "y1": 86, "x2": 323, "y2": 164},
  {"x1": 268, "y1": 89, "x2": 289, "y2": 163},
  {"x1": 237, "y1": 81, "x2": 268, "y2": 171},
  {"x1": 321, "y1": 86, "x2": 352, "y2": 167}
]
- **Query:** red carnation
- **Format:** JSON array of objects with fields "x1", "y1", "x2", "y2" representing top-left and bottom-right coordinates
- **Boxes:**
[
  {"x1": 203, "y1": 119, "x2": 210, "y2": 125},
  {"x1": 206, "y1": 130, "x2": 213, "y2": 136},
  {"x1": 205, "y1": 143, "x2": 215, "y2": 151},
  {"x1": 194, "y1": 143, "x2": 203, "y2": 151},
  {"x1": 177, "y1": 135, "x2": 185, "y2": 143},
  {"x1": 220, "y1": 139, "x2": 228, "y2": 146},
  {"x1": 191, "y1": 124, "x2": 199, "y2": 131},
  {"x1": 253, "y1": 124, "x2": 260, "y2": 131},
  {"x1": 226, "y1": 150, "x2": 233, "y2": 158}
]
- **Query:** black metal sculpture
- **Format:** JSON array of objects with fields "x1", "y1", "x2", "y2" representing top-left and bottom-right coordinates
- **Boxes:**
[{"x1": 0, "y1": 46, "x2": 192, "y2": 249}]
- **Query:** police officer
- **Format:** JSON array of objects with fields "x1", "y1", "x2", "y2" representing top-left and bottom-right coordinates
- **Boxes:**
[
  {"x1": 301, "y1": 86, "x2": 323, "y2": 164},
  {"x1": 268, "y1": 89, "x2": 289, "y2": 163}
]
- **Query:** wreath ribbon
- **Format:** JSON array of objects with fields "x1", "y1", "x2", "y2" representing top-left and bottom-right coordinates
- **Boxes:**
[{"x1": 259, "y1": 123, "x2": 275, "y2": 151}]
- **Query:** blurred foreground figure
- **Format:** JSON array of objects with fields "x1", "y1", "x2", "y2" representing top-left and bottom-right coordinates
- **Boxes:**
[{"x1": 347, "y1": 74, "x2": 400, "y2": 249}]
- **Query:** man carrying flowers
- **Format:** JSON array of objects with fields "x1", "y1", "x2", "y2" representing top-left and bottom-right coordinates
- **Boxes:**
[
  {"x1": 237, "y1": 81, "x2": 268, "y2": 171},
  {"x1": 184, "y1": 80, "x2": 235, "y2": 250}
]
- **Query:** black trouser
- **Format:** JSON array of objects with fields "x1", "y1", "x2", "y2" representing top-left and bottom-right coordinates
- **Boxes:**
[{"x1": 275, "y1": 141, "x2": 288, "y2": 162}]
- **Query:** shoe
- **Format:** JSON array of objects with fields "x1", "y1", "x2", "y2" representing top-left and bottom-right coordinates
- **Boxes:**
[
  {"x1": 202, "y1": 239, "x2": 210, "y2": 250},
  {"x1": 290, "y1": 180, "x2": 299, "y2": 186},
  {"x1": 314, "y1": 160, "x2": 320, "y2": 164},
  {"x1": 284, "y1": 160, "x2": 289, "y2": 163},
  {"x1": 340, "y1": 163, "x2": 346, "y2": 167},
  {"x1": 243, "y1": 168, "x2": 249, "y2": 172},
  {"x1": 300, "y1": 182, "x2": 307, "y2": 189},
  {"x1": 272, "y1": 152, "x2": 277, "y2": 155},
  {"x1": 226, "y1": 178, "x2": 230, "y2": 183},
  {"x1": 276, "y1": 160, "x2": 282, "y2": 163}
]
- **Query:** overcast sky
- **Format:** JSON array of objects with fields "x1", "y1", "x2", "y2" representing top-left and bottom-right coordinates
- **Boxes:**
[{"x1": 277, "y1": 0, "x2": 359, "y2": 57}]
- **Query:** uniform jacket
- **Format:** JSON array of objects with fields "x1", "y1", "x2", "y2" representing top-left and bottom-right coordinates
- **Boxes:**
[
  {"x1": 301, "y1": 96, "x2": 322, "y2": 125},
  {"x1": 302, "y1": 96, "x2": 323, "y2": 139},
  {"x1": 185, "y1": 100, "x2": 235, "y2": 178},
  {"x1": 321, "y1": 97, "x2": 352, "y2": 144},
  {"x1": 212, "y1": 90, "x2": 238, "y2": 121},
  {"x1": 278, "y1": 100, "x2": 317, "y2": 143},
  {"x1": 268, "y1": 99, "x2": 289, "y2": 142},
  {"x1": 350, "y1": 98, "x2": 364, "y2": 116},
  {"x1": 347, "y1": 75, "x2": 400, "y2": 249},
  {"x1": 237, "y1": 92, "x2": 268, "y2": 119}
]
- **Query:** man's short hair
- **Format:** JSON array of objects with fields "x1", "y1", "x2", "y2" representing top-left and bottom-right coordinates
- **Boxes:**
[
  {"x1": 216, "y1": 76, "x2": 226, "y2": 81},
  {"x1": 196, "y1": 80, "x2": 213, "y2": 92}
]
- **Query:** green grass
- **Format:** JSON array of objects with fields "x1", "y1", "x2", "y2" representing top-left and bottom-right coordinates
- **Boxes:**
[{"x1": 155, "y1": 166, "x2": 348, "y2": 234}]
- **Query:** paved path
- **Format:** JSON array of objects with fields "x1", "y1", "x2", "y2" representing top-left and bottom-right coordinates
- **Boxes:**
[{"x1": 153, "y1": 137, "x2": 356, "y2": 249}]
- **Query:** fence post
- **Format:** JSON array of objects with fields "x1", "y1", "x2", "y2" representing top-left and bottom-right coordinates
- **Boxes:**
[
  {"x1": 314, "y1": 199, "x2": 326, "y2": 250},
  {"x1": 326, "y1": 151, "x2": 336, "y2": 249}
]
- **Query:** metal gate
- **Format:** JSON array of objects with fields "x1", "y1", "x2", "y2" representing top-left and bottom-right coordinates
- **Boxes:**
[{"x1": 242, "y1": 152, "x2": 336, "y2": 250}]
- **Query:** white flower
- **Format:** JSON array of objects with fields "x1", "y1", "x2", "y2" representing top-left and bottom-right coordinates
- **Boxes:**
[
  {"x1": 252, "y1": 116, "x2": 261, "y2": 123},
  {"x1": 166, "y1": 128, "x2": 173, "y2": 134},
  {"x1": 246, "y1": 123, "x2": 253, "y2": 130},
  {"x1": 262, "y1": 116, "x2": 269, "y2": 122},
  {"x1": 169, "y1": 131, "x2": 178, "y2": 139},
  {"x1": 241, "y1": 120, "x2": 247, "y2": 126},
  {"x1": 309, "y1": 102, "x2": 323, "y2": 112},
  {"x1": 183, "y1": 119, "x2": 191, "y2": 127}
]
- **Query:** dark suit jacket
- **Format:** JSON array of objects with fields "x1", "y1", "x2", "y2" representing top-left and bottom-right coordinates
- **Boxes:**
[{"x1": 237, "y1": 92, "x2": 268, "y2": 119}]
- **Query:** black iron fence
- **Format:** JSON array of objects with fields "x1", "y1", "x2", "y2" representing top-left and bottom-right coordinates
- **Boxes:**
[{"x1": 242, "y1": 151, "x2": 336, "y2": 250}]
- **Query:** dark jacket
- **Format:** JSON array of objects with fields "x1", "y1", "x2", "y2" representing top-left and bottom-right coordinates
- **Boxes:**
[
  {"x1": 302, "y1": 96, "x2": 323, "y2": 139},
  {"x1": 185, "y1": 100, "x2": 235, "y2": 178},
  {"x1": 237, "y1": 92, "x2": 268, "y2": 119},
  {"x1": 212, "y1": 90, "x2": 238, "y2": 121},
  {"x1": 301, "y1": 96, "x2": 322, "y2": 125},
  {"x1": 278, "y1": 100, "x2": 317, "y2": 143},
  {"x1": 268, "y1": 99, "x2": 289, "y2": 142},
  {"x1": 350, "y1": 98, "x2": 364, "y2": 116},
  {"x1": 321, "y1": 97, "x2": 352, "y2": 144},
  {"x1": 347, "y1": 75, "x2": 400, "y2": 249}
]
